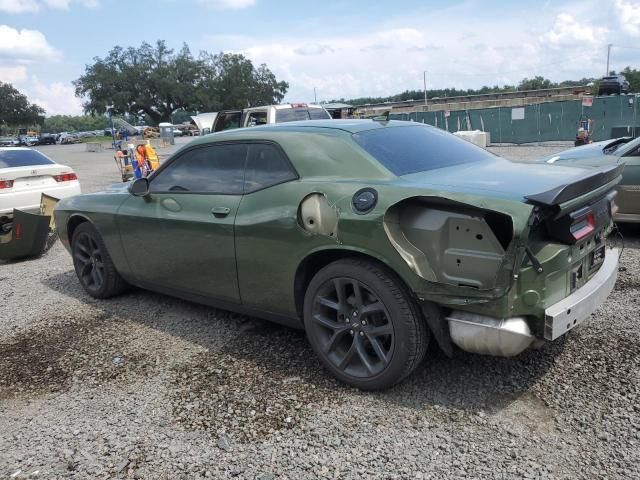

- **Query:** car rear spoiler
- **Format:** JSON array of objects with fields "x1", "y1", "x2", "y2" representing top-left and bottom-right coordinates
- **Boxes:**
[{"x1": 525, "y1": 163, "x2": 624, "y2": 207}]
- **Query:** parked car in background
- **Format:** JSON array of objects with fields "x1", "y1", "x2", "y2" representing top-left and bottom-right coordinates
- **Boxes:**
[
  {"x1": 193, "y1": 103, "x2": 332, "y2": 135},
  {"x1": 172, "y1": 128, "x2": 184, "y2": 137},
  {"x1": 19, "y1": 135, "x2": 39, "y2": 146},
  {"x1": 0, "y1": 137, "x2": 20, "y2": 147},
  {"x1": 0, "y1": 147, "x2": 81, "y2": 227},
  {"x1": 59, "y1": 133, "x2": 81, "y2": 145},
  {"x1": 535, "y1": 136, "x2": 640, "y2": 223},
  {"x1": 38, "y1": 134, "x2": 57, "y2": 145},
  {"x1": 55, "y1": 120, "x2": 620, "y2": 390},
  {"x1": 598, "y1": 75, "x2": 630, "y2": 95},
  {"x1": 242, "y1": 103, "x2": 331, "y2": 127}
]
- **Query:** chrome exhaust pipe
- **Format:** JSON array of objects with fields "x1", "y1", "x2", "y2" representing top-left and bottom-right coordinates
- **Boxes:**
[{"x1": 446, "y1": 311, "x2": 536, "y2": 357}]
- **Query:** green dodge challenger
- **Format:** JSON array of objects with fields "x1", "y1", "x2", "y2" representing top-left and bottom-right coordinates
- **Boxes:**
[{"x1": 55, "y1": 120, "x2": 622, "y2": 390}]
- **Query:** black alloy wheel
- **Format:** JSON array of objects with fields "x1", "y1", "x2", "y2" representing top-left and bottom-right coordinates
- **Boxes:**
[
  {"x1": 304, "y1": 258, "x2": 429, "y2": 390},
  {"x1": 311, "y1": 277, "x2": 394, "y2": 378},
  {"x1": 73, "y1": 231, "x2": 105, "y2": 293},
  {"x1": 71, "y1": 222, "x2": 126, "y2": 299}
]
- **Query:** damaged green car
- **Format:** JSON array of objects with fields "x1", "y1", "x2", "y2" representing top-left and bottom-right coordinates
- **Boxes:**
[{"x1": 55, "y1": 120, "x2": 621, "y2": 390}]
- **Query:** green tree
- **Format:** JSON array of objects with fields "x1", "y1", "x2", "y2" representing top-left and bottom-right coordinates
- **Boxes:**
[
  {"x1": 42, "y1": 115, "x2": 107, "y2": 133},
  {"x1": 0, "y1": 82, "x2": 45, "y2": 128},
  {"x1": 517, "y1": 76, "x2": 555, "y2": 91},
  {"x1": 621, "y1": 66, "x2": 640, "y2": 92},
  {"x1": 74, "y1": 41, "x2": 289, "y2": 123}
]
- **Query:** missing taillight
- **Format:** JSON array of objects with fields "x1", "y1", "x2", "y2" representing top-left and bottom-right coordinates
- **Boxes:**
[
  {"x1": 0, "y1": 180, "x2": 14, "y2": 189},
  {"x1": 53, "y1": 173, "x2": 78, "y2": 182},
  {"x1": 570, "y1": 211, "x2": 595, "y2": 241}
]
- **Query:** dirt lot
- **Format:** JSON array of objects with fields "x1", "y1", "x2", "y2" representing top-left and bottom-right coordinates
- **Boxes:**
[{"x1": 1, "y1": 140, "x2": 639, "y2": 479}]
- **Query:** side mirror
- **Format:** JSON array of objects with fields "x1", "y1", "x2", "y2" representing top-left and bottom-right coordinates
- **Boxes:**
[{"x1": 129, "y1": 177, "x2": 150, "y2": 197}]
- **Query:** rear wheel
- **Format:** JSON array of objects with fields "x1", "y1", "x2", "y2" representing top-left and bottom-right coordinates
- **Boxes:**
[
  {"x1": 303, "y1": 258, "x2": 428, "y2": 390},
  {"x1": 71, "y1": 222, "x2": 126, "y2": 298}
]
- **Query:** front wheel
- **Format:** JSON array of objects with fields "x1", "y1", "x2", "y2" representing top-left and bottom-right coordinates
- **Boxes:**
[
  {"x1": 303, "y1": 258, "x2": 428, "y2": 390},
  {"x1": 71, "y1": 222, "x2": 126, "y2": 299}
]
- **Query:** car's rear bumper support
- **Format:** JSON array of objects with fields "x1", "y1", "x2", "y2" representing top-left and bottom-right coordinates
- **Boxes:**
[
  {"x1": 445, "y1": 248, "x2": 618, "y2": 356},
  {"x1": 544, "y1": 248, "x2": 618, "y2": 340}
]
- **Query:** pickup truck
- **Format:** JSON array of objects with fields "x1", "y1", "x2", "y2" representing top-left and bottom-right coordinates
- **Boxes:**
[{"x1": 193, "y1": 103, "x2": 331, "y2": 135}]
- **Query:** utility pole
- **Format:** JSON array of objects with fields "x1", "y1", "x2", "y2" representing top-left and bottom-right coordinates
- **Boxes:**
[
  {"x1": 314, "y1": 87, "x2": 317, "y2": 104},
  {"x1": 423, "y1": 71, "x2": 428, "y2": 107},
  {"x1": 606, "y1": 44, "x2": 613, "y2": 76}
]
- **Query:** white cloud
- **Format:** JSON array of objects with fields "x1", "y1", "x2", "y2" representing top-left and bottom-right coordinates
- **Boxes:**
[
  {"x1": 199, "y1": 4, "x2": 621, "y2": 104},
  {"x1": 0, "y1": 0, "x2": 98, "y2": 12},
  {"x1": 615, "y1": 0, "x2": 640, "y2": 37},
  {"x1": 27, "y1": 77, "x2": 83, "y2": 115},
  {"x1": 0, "y1": 25, "x2": 61, "y2": 61},
  {"x1": 0, "y1": 0, "x2": 39, "y2": 13},
  {"x1": 0, "y1": 65, "x2": 27, "y2": 83},
  {"x1": 197, "y1": 0, "x2": 254, "y2": 9},
  {"x1": 539, "y1": 13, "x2": 607, "y2": 48}
]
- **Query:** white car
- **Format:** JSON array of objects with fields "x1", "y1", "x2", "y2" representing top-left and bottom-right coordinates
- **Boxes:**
[{"x1": 0, "y1": 148, "x2": 81, "y2": 224}]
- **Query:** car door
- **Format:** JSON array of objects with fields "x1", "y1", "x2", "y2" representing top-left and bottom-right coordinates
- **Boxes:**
[
  {"x1": 117, "y1": 143, "x2": 248, "y2": 303},
  {"x1": 619, "y1": 145, "x2": 640, "y2": 216},
  {"x1": 234, "y1": 142, "x2": 301, "y2": 315}
]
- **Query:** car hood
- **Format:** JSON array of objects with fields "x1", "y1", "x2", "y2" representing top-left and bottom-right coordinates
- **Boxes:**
[{"x1": 399, "y1": 156, "x2": 620, "y2": 204}]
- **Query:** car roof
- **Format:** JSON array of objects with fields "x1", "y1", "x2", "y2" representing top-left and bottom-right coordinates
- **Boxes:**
[{"x1": 237, "y1": 119, "x2": 426, "y2": 135}]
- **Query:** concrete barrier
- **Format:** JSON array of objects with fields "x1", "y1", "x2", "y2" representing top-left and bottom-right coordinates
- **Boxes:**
[
  {"x1": 453, "y1": 130, "x2": 491, "y2": 147},
  {"x1": 85, "y1": 142, "x2": 104, "y2": 152}
]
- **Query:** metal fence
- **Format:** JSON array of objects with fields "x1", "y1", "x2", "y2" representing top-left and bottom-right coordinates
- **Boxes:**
[{"x1": 389, "y1": 94, "x2": 640, "y2": 144}]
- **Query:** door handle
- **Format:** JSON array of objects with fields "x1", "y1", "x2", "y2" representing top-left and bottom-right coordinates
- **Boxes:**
[{"x1": 211, "y1": 206, "x2": 231, "y2": 217}]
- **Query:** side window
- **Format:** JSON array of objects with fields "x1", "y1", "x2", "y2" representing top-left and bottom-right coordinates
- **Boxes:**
[
  {"x1": 214, "y1": 112, "x2": 242, "y2": 132},
  {"x1": 246, "y1": 111, "x2": 268, "y2": 127},
  {"x1": 244, "y1": 143, "x2": 297, "y2": 193},
  {"x1": 150, "y1": 144, "x2": 247, "y2": 194}
]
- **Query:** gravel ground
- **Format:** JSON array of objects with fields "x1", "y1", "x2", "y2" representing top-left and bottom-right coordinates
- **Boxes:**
[{"x1": 1, "y1": 141, "x2": 639, "y2": 479}]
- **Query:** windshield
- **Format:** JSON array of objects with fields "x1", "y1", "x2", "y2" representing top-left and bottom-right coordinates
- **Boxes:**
[
  {"x1": 353, "y1": 124, "x2": 494, "y2": 175},
  {"x1": 0, "y1": 149, "x2": 55, "y2": 168}
]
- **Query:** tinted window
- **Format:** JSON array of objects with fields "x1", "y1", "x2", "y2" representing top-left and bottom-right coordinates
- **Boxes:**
[
  {"x1": 275, "y1": 108, "x2": 310, "y2": 123},
  {"x1": 308, "y1": 108, "x2": 331, "y2": 120},
  {"x1": 0, "y1": 149, "x2": 55, "y2": 168},
  {"x1": 244, "y1": 143, "x2": 297, "y2": 193},
  {"x1": 353, "y1": 125, "x2": 493, "y2": 176},
  {"x1": 150, "y1": 144, "x2": 247, "y2": 194}
]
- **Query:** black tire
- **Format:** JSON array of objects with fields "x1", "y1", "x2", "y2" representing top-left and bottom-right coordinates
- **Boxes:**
[
  {"x1": 303, "y1": 258, "x2": 428, "y2": 390},
  {"x1": 71, "y1": 222, "x2": 126, "y2": 299}
]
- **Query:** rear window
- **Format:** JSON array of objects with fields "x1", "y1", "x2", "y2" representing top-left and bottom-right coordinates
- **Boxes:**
[
  {"x1": 309, "y1": 108, "x2": 331, "y2": 120},
  {"x1": 0, "y1": 149, "x2": 55, "y2": 168},
  {"x1": 275, "y1": 108, "x2": 312, "y2": 123},
  {"x1": 275, "y1": 107, "x2": 331, "y2": 123},
  {"x1": 353, "y1": 125, "x2": 494, "y2": 176}
]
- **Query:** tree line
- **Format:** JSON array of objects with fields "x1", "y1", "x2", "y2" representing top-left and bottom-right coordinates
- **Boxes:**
[{"x1": 329, "y1": 68, "x2": 640, "y2": 105}]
